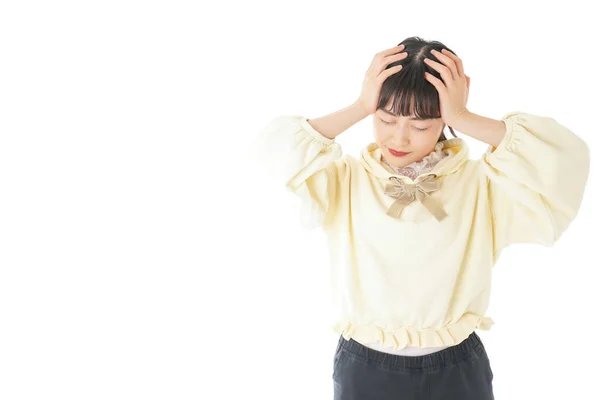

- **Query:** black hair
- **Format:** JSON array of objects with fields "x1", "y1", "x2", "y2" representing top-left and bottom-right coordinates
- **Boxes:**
[{"x1": 376, "y1": 36, "x2": 459, "y2": 142}]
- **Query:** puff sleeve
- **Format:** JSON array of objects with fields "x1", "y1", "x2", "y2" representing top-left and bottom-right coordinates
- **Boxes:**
[
  {"x1": 252, "y1": 115, "x2": 349, "y2": 230},
  {"x1": 479, "y1": 111, "x2": 590, "y2": 259}
]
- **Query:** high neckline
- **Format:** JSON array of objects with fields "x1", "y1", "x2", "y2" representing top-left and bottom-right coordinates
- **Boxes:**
[
  {"x1": 359, "y1": 138, "x2": 469, "y2": 183},
  {"x1": 380, "y1": 141, "x2": 453, "y2": 180}
]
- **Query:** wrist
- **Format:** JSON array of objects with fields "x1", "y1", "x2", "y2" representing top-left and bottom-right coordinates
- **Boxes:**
[
  {"x1": 351, "y1": 100, "x2": 371, "y2": 121},
  {"x1": 448, "y1": 108, "x2": 474, "y2": 130}
]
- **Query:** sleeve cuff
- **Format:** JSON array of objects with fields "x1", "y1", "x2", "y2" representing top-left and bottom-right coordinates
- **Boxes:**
[
  {"x1": 298, "y1": 116, "x2": 336, "y2": 146},
  {"x1": 485, "y1": 111, "x2": 520, "y2": 157}
]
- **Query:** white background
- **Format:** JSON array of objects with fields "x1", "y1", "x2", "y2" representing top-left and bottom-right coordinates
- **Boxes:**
[{"x1": 1, "y1": 1, "x2": 598, "y2": 399}]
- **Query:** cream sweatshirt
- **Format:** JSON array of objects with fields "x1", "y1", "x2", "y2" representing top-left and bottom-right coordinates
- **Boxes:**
[{"x1": 252, "y1": 111, "x2": 590, "y2": 351}]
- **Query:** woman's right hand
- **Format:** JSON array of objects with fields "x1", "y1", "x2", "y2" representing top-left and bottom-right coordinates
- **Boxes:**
[{"x1": 356, "y1": 44, "x2": 408, "y2": 116}]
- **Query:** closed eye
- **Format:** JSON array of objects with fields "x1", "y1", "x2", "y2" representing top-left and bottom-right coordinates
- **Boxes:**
[{"x1": 380, "y1": 118, "x2": 428, "y2": 131}]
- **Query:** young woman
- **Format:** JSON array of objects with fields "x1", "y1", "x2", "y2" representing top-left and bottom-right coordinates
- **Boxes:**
[{"x1": 253, "y1": 36, "x2": 590, "y2": 399}]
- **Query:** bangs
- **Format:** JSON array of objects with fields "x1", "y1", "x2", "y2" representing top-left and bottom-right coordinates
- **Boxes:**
[{"x1": 376, "y1": 64, "x2": 442, "y2": 120}]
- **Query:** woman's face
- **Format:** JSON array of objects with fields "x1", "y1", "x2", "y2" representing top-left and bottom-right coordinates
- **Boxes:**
[{"x1": 373, "y1": 101, "x2": 445, "y2": 168}]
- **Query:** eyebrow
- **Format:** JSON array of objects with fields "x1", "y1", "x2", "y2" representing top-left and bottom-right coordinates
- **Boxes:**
[{"x1": 380, "y1": 109, "x2": 430, "y2": 120}]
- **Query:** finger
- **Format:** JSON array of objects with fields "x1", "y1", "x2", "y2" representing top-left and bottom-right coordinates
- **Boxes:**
[
  {"x1": 388, "y1": 50, "x2": 408, "y2": 61},
  {"x1": 380, "y1": 44, "x2": 405, "y2": 57},
  {"x1": 429, "y1": 49, "x2": 458, "y2": 81},
  {"x1": 424, "y1": 58, "x2": 453, "y2": 87},
  {"x1": 371, "y1": 44, "x2": 405, "y2": 72},
  {"x1": 378, "y1": 65, "x2": 403, "y2": 83},
  {"x1": 441, "y1": 49, "x2": 464, "y2": 77},
  {"x1": 377, "y1": 51, "x2": 408, "y2": 75},
  {"x1": 424, "y1": 71, "x2": 446, "y2": 91}
]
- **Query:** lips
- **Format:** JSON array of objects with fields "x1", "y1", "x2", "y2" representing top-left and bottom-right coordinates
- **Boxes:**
[{"x1": 388, "y1": 147, "x2": 411, "y2": 157}]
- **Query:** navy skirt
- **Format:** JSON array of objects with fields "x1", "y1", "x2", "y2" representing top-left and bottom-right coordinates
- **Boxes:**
[{"x1": 332, "y1": 331, "x2": 494, "y2": 399}]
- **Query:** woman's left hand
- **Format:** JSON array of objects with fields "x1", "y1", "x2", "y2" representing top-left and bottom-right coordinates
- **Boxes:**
[{"x1": 424, "y1": 49, "x2": 471, "y2": 128}]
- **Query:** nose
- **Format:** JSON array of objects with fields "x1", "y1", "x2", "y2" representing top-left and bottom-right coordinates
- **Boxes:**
[{"x1": 388, "y1": 129, "x2": 410, "y2": 147}]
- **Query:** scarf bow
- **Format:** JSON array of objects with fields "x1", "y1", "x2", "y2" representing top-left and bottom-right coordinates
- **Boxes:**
[{"x1": 384, "y1": 174, "x2": 448, "y2": 221}]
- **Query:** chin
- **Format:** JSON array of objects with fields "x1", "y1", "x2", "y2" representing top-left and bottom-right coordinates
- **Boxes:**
[{"x1": 384, "y1": 156, "x2": 413, "y2": 168}]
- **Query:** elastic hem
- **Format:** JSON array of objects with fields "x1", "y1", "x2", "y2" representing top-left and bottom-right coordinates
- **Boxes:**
[
  {"x1": 485, "y1": 113, "x2": 516, "y2": 157},
  {"x1": 331, "y1": 312, "x2": 495, "y2": 351},
  {"x1": 298, "y1": 116, "x2": 336, "y2": 146},
  {"x1": 336, "y1": 329, "x2": 487, "y2": 372}
]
